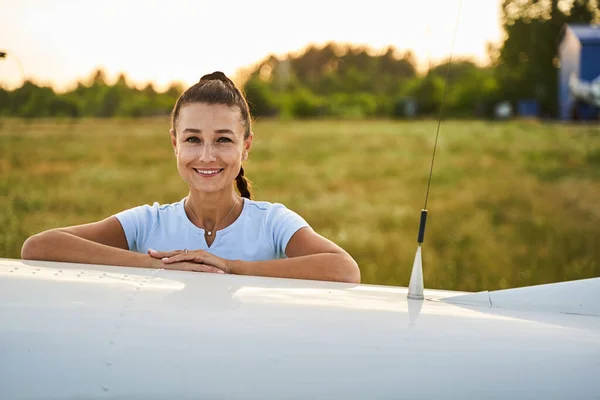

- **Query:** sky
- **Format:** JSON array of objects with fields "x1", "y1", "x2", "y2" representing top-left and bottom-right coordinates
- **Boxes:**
[{"x1": 0, "y1": 0, "x2": 503, "y2": 92}]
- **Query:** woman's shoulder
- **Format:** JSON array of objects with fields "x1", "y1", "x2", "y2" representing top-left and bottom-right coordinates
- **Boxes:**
[
  {"x1": 115, "y1": 198, "x2": 185, "y2": 219},
  {"x1": 244, "y1": 198, "x2": 277, "y2": 210},
  {"x1": 241, "y1": 199, "x2": 309, "y2": 252},
  {"x1": 243, "y1": 198, "x2": 308, "y2": 226},
  {"x1": 244, "y1": 199, "x2": 292, "y2": 214}
]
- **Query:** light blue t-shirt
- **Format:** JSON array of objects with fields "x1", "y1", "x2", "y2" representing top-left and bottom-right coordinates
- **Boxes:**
[{"x1": 114, "y1": 198, "x2": 310, "y2": 261}]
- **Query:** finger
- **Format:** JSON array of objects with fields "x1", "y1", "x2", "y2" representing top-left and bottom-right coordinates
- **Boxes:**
[
  {"x1": 195, "y1": 265, "x2": 226, "y2": 274},
  {"x1": 165, "y1": 263, "x2": 225, "y2": 274},
  {"x1": 148, "y1": 248, "x2": 162, "y2": 258},
  {"x1": 161, "y1": 254, "x2": 205, "y2": 264},
  {"x1": 148, "y1": 248, "x2": 182, "y2": 258}
]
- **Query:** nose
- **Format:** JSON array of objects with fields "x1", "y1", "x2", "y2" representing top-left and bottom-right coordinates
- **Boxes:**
[{"x1": 198, "y1": 142, "x2": 217, "y2": 163}]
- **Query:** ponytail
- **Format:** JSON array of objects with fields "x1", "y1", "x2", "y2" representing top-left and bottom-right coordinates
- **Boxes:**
[{"x1": 236, "y1": 166, "x2": 252, "y2": 199}]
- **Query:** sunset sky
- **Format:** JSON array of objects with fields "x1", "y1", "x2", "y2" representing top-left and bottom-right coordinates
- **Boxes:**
[{"x1": 0, "y1": 0, "x2": 502, "y2": 91}]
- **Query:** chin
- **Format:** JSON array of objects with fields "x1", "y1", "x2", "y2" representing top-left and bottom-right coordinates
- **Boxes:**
[
  {"x1": 183, "y1": 169, "x2": 238, "y2": 194},
  {"x1": 189, "y1": 180, "x2": 232, "y2": 194}
]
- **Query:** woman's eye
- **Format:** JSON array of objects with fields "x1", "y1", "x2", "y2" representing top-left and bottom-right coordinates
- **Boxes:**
[
  {"x1": 217, "y1": 137, "x2": 232, "y2": 143},
  {"x1": 186, "y1": 137, "x2": 200, "y2": 143}
]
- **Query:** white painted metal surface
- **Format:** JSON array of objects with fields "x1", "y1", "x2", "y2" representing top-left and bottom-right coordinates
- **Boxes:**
[
  {"x1": 443, "y1": 277, "x2": 600, "y2": 316},
  {"x1": 569, "y1": 73, "x2": 600, "y2": 107},
  {"x1": 407, "y1": 245, "x2": 424, "y2": 299},
  {"x1": 1, "y1": 257, "x2": 599, "y2": 399}
]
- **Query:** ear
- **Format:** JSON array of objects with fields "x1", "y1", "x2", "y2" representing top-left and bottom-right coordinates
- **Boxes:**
[
  {"x1": 169, "y1": 129, "x2": 178, "y2": 156},
  {"x1": 244, "y1": 132, "x2": 254, "y2": 154}
]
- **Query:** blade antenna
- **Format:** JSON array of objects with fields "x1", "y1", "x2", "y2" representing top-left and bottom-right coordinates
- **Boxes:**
[{"x1": 408, "y1": 0, "x2": 463, "y2": 300}]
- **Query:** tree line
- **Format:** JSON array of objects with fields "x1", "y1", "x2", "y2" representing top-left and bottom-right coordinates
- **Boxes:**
[
  {"x1": 0, "y1": 70, "x2": 184, "y2": 118},
  {"x1": 1, "y1": 0, "x2": 598, "y2": 119}
]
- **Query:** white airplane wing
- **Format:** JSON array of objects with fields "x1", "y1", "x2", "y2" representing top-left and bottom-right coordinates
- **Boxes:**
[{"x1": 1, "y1": 258, "x2": 599, "y2": 399}]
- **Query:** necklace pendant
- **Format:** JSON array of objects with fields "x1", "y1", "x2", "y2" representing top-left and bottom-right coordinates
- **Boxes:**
[{"x1": 207, "y1": 231, "x2": 212, "y2": 236}]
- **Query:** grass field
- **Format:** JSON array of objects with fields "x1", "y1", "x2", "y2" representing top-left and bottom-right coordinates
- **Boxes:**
[{"x1": 1, "y1": 117, "x2": 599, "y2": 291}]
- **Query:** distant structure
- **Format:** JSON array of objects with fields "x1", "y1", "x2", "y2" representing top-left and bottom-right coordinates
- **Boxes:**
[{"x1": 558, "y1": 24, "x2": 600, "y2": 121}]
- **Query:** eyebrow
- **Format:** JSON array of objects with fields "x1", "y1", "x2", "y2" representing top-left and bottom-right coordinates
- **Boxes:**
[{"x1": 182, "y1": 128, "x2": 235, "y2": 135}]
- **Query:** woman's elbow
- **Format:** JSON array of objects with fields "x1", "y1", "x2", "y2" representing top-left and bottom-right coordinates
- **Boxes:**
[
  {"x1": 345, "y1": 265, "x2": 361, "y2": 284},
  {"x1": 337, "y1": 255, "x2": 361, "y2": 284},
  {"x1": 21, "y1": 232, "x2": 52, "y2": 260},
  {"x1": 21, "y1": 234, "x2": 39, "y2": 260}
]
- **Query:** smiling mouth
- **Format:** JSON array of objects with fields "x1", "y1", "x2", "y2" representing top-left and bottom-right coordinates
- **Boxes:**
[{"x1": 193, "y1": 168, "x2": 224, "y2": 177}]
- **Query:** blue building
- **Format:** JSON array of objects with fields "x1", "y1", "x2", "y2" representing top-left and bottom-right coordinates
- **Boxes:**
[{"x1": 558, "y1": 24, "x2": 600, "y2": 120}]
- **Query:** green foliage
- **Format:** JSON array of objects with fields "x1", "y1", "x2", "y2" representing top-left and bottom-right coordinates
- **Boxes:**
[
  {"x1": 0, "y1": 69, "x2": 183, "y2": 119},
  {"x1": 244, "y1": 77, "x2": 278, "y2": 117},
  {"x1": 237, "y1": 42, "x2": 503, "y2": 119},
  {"x1": 405, "y1": 74, "x2": 446, "y2": 115},
  {"x1": 288, "y1": 86, "x2": 326, "y2": 118},
  {"x1": 327, "y1": 92, "x2": 379, "y2": 118},
  {"x1": 241, "y1": 43, "x2": 433, "y2": 119}
]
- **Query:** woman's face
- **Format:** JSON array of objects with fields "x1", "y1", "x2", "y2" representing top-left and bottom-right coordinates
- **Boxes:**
[{"x1": 171, "y1": 102, "x2": 252, "y2": 195}]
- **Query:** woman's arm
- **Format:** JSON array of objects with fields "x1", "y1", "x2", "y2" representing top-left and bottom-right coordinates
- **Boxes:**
[
  {"x1": 153, "y1": 227, "x2": 361, "y2": 283},
  {"x1": 230, "y1": 227, "x2": 360, "y2": 283},
  {"x1": 22, "y1": 217, "x2": 225, "y2": 273},
  {"x1": 20, "y1": 217, "x2": 161, "y2": 269}
]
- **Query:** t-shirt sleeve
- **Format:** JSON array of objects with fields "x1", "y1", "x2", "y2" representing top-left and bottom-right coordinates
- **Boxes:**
[
  {"x1": 113, "y1": 203, "x2": 160, "y2": 252},
  {"x1": 265, "y1": 203, "x2": 310, "y2": 258}
]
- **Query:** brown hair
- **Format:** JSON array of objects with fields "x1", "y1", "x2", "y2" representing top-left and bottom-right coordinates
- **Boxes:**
[{"x1": 171, "y1": 71, "x2": 252, "y2": 199}]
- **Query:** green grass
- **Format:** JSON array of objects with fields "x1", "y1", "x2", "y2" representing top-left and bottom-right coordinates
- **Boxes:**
[{"x1": 1, "y1": 117, "x2": 599, "y2": 291}]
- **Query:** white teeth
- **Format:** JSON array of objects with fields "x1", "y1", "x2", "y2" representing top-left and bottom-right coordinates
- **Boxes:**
[{"x1": 195, "y1": 169, "x2": 220, "y2": 175}]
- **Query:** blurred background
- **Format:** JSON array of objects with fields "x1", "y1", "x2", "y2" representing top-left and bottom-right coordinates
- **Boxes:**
[{"x1": 1, "y1": 0, "x2": 599, "y2": 291}]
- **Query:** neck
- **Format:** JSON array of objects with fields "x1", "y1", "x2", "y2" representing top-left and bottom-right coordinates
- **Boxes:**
[{"x1": 185, "y1": 189, "x2": 241, "y2": 232}]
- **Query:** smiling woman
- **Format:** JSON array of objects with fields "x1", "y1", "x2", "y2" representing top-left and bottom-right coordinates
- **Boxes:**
[{"x1": 20, "y1": 72, "x2": 360, "y2": 284}]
